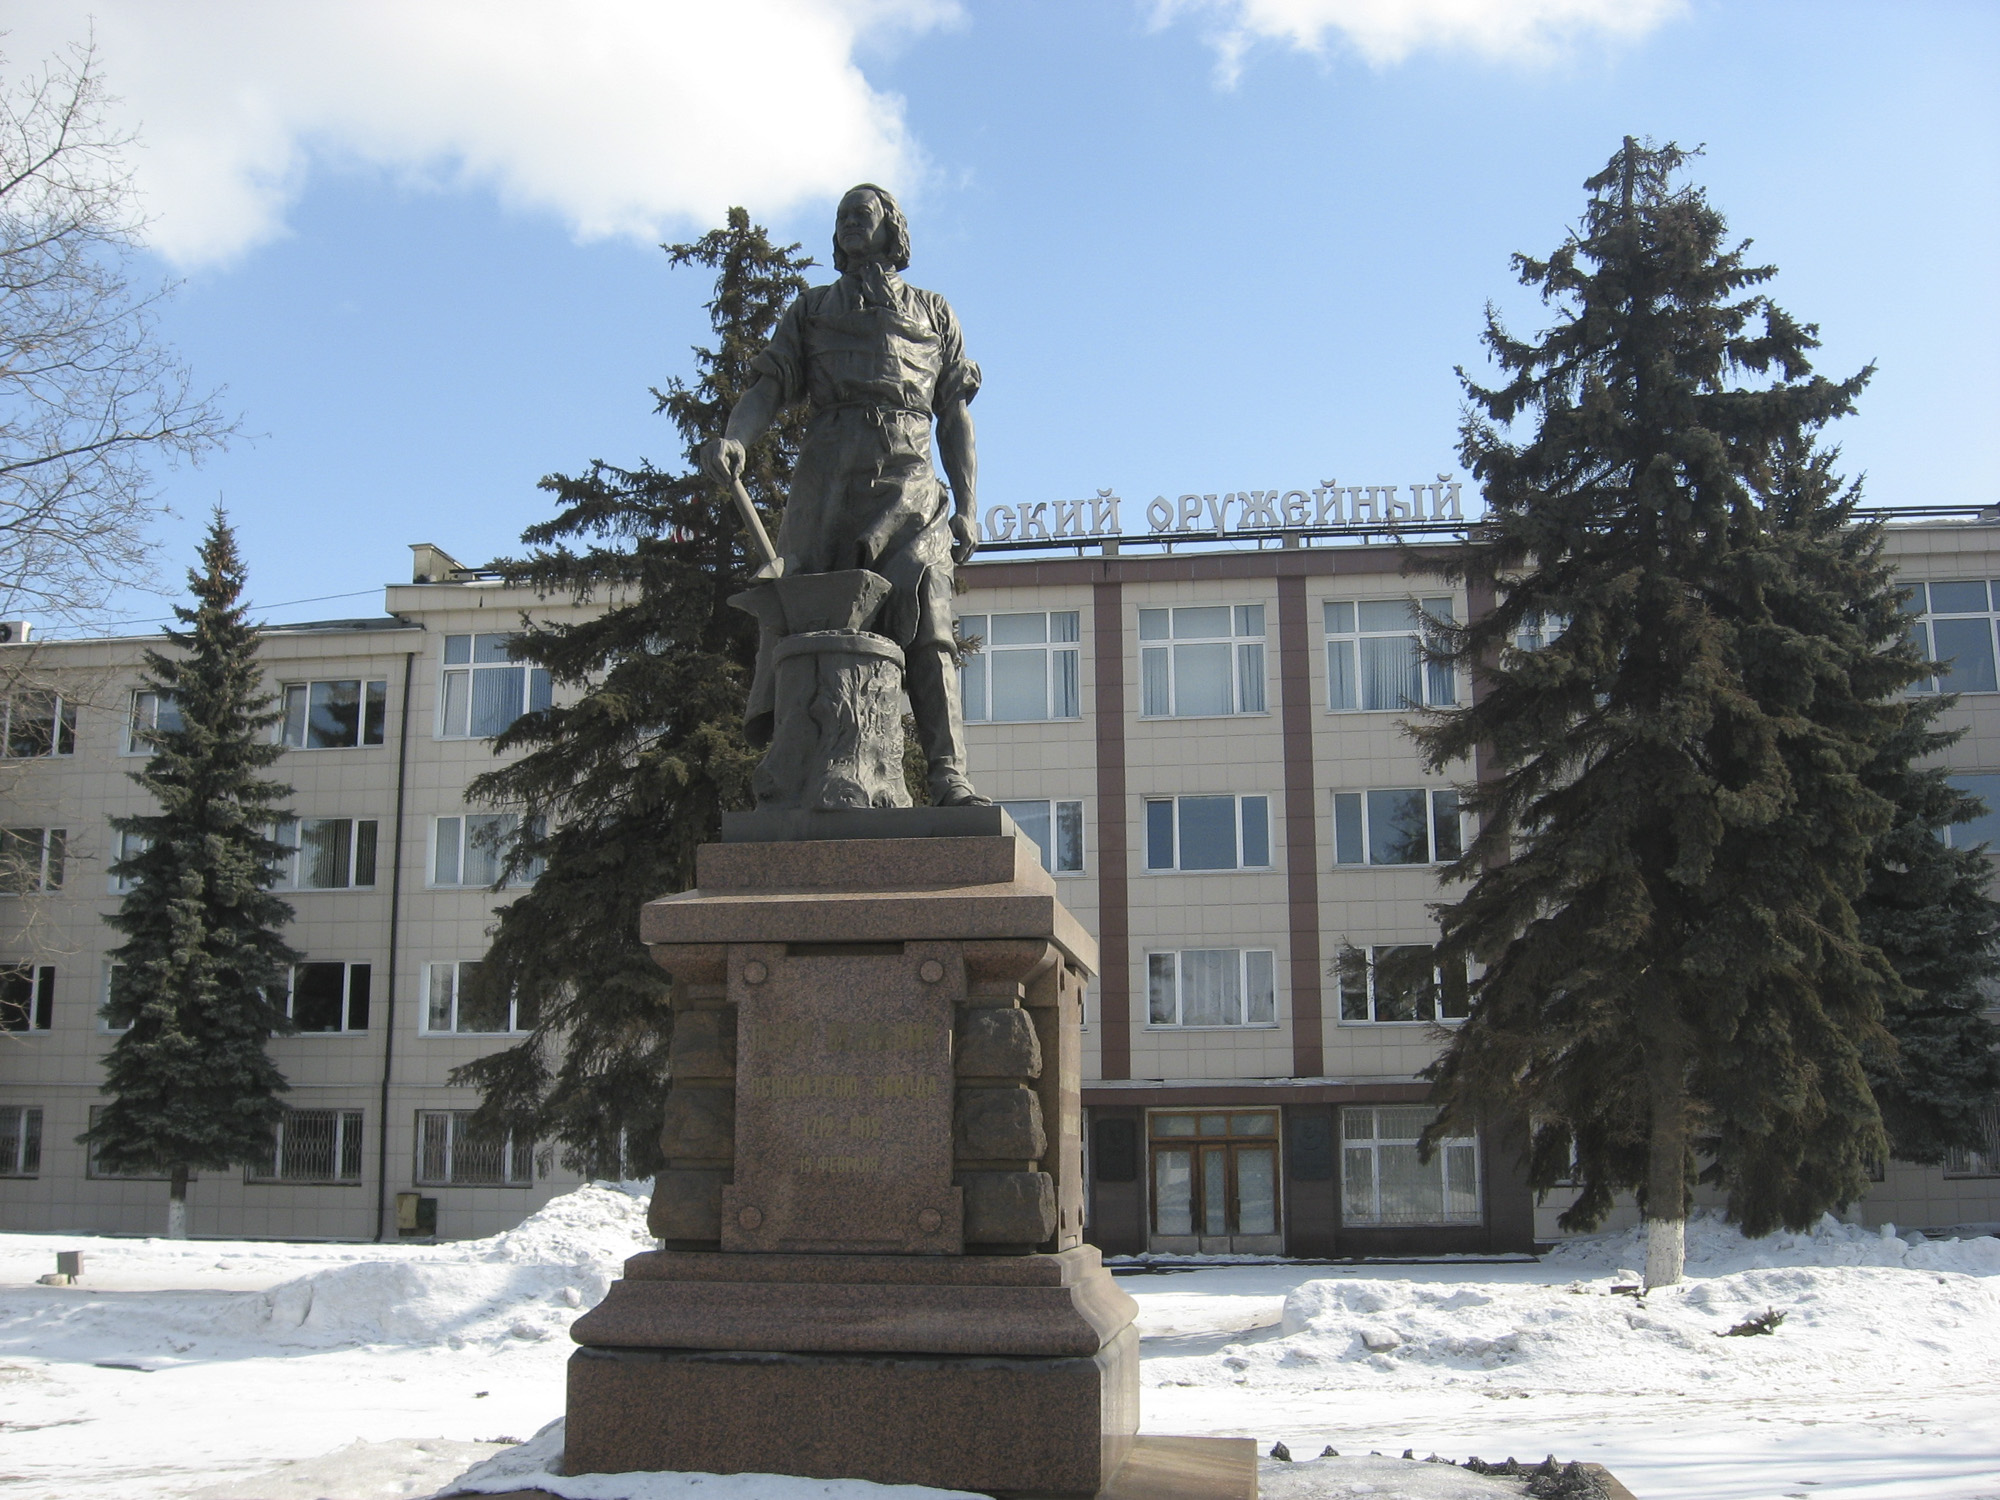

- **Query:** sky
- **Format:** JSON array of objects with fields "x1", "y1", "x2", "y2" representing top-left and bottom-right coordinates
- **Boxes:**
[{"x1": 6, "y1": 0, "x2": 1997, "y2": 635}]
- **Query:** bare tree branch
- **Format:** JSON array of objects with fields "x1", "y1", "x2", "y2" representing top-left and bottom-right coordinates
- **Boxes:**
[{"x1": 0, "y1": 35, "x2": 231, "y2": 627}]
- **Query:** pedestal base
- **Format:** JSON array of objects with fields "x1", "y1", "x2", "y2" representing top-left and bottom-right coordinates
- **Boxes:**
[{"x1": 565, "y1": 1324, "x2": 1140, "y2": 1497}]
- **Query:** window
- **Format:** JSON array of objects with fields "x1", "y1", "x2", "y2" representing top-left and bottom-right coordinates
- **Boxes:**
[
  {"x1": 282, "y1": 962, "x2": 371, "y2": 1033},
  {"x1": 1513, "y1": 610, "x2": 1568, "y2": 653},
  {"x1": 1146, "y1": 948, "x2": 1277, "y2": 1027},
  {"x1": 1139, "y1": 605, "x2": 1266, "y2": 717},
  {"x1": 109, "y1": 828, "x2": 148, "y2": 893},
  {"x1": 99, "y1": 964, "x2": 131, "y2": 1033},
  {"x1": 438, "y1": 635, "x2": 551, "y2": 738},
  {"x1": 1144, "y1": 795, "x2": 1271, "y2": 872},
  {"x1": 1945, "y1": 775, "x2": 2000, "y2": 851},
  {"x1": 423, "y1": 960, "x2": 535, "y2": 1035},
  {"x1": 0, "y1": 966, "x2": 54, "y2": 1032},
  {"x1": 1342, "y1": 1105, "x2": 1481, "y2": 1226},
  {"x1": 961, "y1": 612, "x2": 1081, "y2": 722},
  {"x1": 250, "y1": 1108, "x2": 364, "y2": 1183},
  {"x1": 1149, "y1": 1111, "x2": 1280, "y2": 1237},
  {"x1": 1332, "y1": 789, "x2": 1461, "y2": 866},
  {"x1": 276, "y1": 818, "x2": 379, "y2": 890},
  {"x1": 125, "y1": 690, "x2": 182, "y2": 752},
  {"x1": 281, "y1": 679, "x2": 387, "y2": 748},
  {"x1": 432, "y1": 813, "x2": 541, "y2": 888},
  {"x1": 1324, "y1": 597, "x2": 1457, "y2": 711},
  {"x1": 1906, "y1": 581, "x2": 2000, "y2": 696},
  {"x1": 416, "y1": 1109, "x2": 534, "y2": 1186},
  {"x1": 2, "y1": 692, "x2": 75, "y2": 757},
  {"x1": 996, "y1": 799, "x2": 1084, "y2": 873},
  {"x1": 1336, "y1": 945, "x2": 1469, "y2": 1024},
  {"x1": 0, "y1": 827, "x2": 64, "y2": 892},
  {"x1": 0, "y1": 1106, "x2": 41, "y2": 1176},
  {"x1": 1944, "y1": 1099, "x2": 2000, "y2": 1178}
]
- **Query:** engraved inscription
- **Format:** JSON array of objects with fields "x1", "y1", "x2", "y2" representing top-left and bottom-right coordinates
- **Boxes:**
[{"x1": 723, "y1": 944, "x2": 964, "y2": 1253}]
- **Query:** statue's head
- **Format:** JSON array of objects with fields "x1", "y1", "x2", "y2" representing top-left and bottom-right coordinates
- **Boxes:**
[{"x1": 832, "y1": 184, "x2": 911, "y2": 273}]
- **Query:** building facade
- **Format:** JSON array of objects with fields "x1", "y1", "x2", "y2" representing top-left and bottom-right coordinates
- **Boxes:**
[{"x1": 2, "y1": 528, "x2": 1997, "y2": 1247}]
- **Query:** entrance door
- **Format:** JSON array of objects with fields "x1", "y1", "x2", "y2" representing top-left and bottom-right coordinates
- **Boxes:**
[{"x1": 1147, "y1": 1110, "x2": 1282, "y2": 1253}]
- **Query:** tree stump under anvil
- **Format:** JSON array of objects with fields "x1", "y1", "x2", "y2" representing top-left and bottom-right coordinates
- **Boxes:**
[
  {"x1": 729, "y1": 569, "x2": 912, "y2": 812},
  {"x1": 564, "y1": 813, "x2": 1145, "y2": 1497}
]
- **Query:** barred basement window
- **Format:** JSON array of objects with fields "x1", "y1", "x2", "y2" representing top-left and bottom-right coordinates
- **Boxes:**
[
  {"x1": 0, "y1": 965, "x2": 54, "y2": 1032},
  {"x1": 1943, "y1": 1099, "x2": 2000, "y2": 1178},
  {"x1": 1139, "y1": 605, "x2": 1266, "y2": 717},
  {"x1": 283, "y1": 963, "x2": 371, "y2": 1033},
  {"x1": 2, "y1": 691, "x2": 75, "y2": 757},
  {"x1": 1332, "y1": 788, "x2": 1461, "y2": 867},
  {"x1": 249, "y1": 1108, "x2": 364, "y2": 1183},
  {"x1": 1324, "y1": 597, "x2": 1457, "y2": 711},
  {"x1": 1144, "y1": 794, "x2": 1270, "y2": 872},
  {"x1": 1146, "y1": 948, "x2": 1277, "y2": 1028},
  {"x1": 1336, "y1": 945, "x2": 1469, "y2": 1024},
  {"x1": 415, "y1": 1109, "x2": 534, "y2": 1186},
  {"x1": 960, "y1": 611, "x2": 1081, "y2": 721},
  {"x1": 1341, "y1": 1105, "x2": 1481, "y2": 1226},
  {"x1": 0, "y1": 827, "x2": 64, "y2": 892},
  {"x1": 281, "y1": 679, "x2": 387, "y2": 748},
  {"x1": 995, "y1": 799, "x2": 1085, "y2": 873},
  {"x1": 0, "y1": 1105, "x2": 41, "y2": 1176},
  {"x1": 437, "y1": 634, "x2": 551, "y2": 739}
]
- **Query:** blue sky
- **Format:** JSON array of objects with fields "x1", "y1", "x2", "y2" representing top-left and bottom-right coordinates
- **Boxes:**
[{"x1": 12, "y1": 0, "x2": 1997, "y2": 634}]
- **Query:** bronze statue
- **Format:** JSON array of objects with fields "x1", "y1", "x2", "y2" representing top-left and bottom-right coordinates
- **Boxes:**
[{"x1": 705, "y1": 185, "x2": 986, "y2": 809}]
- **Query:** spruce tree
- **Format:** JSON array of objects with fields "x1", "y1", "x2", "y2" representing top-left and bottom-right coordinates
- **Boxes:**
[
  {"x1": 1855, "y1": 694, "x2": 2000, "y2": 1164},
  {"x1": 86, "y1": 512, "x2": 297, "y2": 1237},
  {"x1": 448, "y1": 210, "x2": 812, "y2": 1175},
  {"x1": 1412, "y1": 140, "x2": 1914, "y2": 1287}
]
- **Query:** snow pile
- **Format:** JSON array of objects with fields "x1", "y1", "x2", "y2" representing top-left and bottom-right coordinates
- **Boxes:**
[
  {"x1": 442, "y1": 1419, "x2": 987, "y2": 1500},
  {"x1": 0, "y1": 1183, "x2": 657, "y2": 1365},
  {"x1": 252, "y1": 1183, "x2": 653, "y2": 1348},
  {"x1": 1145, "y1": 1258, "x2": 2000, "y2": 1401},
  {"x1": 1542, "y1": 1208, "x2": 2000, "y2": 1277}
]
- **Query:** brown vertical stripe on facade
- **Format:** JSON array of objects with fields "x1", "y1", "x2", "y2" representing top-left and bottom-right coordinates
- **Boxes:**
[
  {"x1": 1092, "y1": 579, "x2": 1131, "y2": 1080},
  {"x1": 1276, "y1": 570, "x2": 1325, "y2": 1077}
]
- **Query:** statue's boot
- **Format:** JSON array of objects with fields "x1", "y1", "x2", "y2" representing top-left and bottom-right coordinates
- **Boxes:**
[{"x1": 906, "y1": 639, "x2": 988, "y2": 807}]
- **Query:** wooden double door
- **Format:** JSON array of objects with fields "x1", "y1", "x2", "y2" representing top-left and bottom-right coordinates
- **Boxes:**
[{"x1": 1147, "y1": 1109, "x2": 1282, "y2": 1254}]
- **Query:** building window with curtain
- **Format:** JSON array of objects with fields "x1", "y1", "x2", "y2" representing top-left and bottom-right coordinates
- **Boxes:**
[
  {"x1": 1146, "y1": 948, "x2": 1277, "y2": 1028},
  {"x1": 960, "y1": 611, "x2": 1081, "y2": 721},
  {"x1": 1324, "y1": 597, "x2": 1457, "y2": 711},
  {"x1": 1139, "y1": 605, "x2": 1266, "y2": 717},
  {"x1": 1341, "y1": 1105, "x2": 1481, "y2": 1225},
  {"x1": 437, "y1": 634, "x2": 552, "y2": 738}
]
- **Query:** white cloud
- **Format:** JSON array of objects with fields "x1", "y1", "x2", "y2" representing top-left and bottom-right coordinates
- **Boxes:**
[
  {"x1": 1154, "y1": 0, "x2": 1685, "y2": 80},
  {"x1": 2, "y1": 0, "x2": 959, "y2": 266}
]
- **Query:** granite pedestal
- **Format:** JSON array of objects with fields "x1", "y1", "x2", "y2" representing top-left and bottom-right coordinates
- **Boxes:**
[{"x1": 565, "y1": 819, "x2": 1151, "y2": 1497}]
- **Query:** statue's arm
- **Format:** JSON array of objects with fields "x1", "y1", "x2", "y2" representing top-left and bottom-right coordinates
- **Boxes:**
[
  {"x1": 703, "y1": 377, "x2": 783, "y2": 482},
  {"x1": 937, "y1": 397, "x2": 978, "y2": 564}
]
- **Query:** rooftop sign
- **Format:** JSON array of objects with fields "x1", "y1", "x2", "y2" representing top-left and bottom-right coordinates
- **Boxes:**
[{"x1": 981, "y1": 476, "x2": 1465, "y2": 543}]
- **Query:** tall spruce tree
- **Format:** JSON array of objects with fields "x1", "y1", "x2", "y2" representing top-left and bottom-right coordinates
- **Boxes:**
[
  {"x1": 1412, "y1": 140, "x2": 1915, "y2": 1288},
  {"x1": 86, "y1": 512, "x2": 297, "y2": 1237},
  {"x1": 449, "y1": 210, "x2": 812, "y2": 1174},
  {"x1": 1855, "y1": 694, "x2": 2000, "y2": 1164}
]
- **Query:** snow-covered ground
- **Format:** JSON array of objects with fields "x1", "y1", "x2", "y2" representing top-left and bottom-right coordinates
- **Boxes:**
[{"x1": 2, "y1": 1190, "x2": 1997, "y2": 1500}]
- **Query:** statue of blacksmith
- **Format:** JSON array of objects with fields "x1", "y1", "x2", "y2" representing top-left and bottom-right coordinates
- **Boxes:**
[{"x1": 703, "y1": 184, "x2": 987, "y2": 809}]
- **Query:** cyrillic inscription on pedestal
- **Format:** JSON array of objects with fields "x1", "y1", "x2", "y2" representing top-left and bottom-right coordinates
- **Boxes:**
[{"x1": 721, "y1": 942, "x2": 963, "y2": 1254}]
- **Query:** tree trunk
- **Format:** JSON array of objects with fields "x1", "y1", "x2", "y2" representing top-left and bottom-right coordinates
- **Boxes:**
[
  {"x1": 166, "y1": 1164, "x2": 189, "y2": 1240},
  {"x1": 1643, "y1": 1036, "x2": 1688, "y2": 1290}
]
